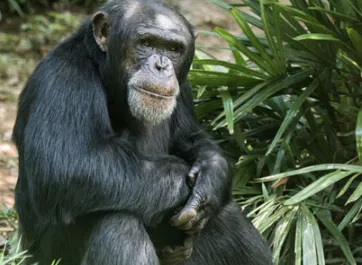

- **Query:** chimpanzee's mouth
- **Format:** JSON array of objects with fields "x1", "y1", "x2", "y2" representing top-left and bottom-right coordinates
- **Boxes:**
[{"x1": 133, "y1": 86, "x2": 174, "y2": 99}]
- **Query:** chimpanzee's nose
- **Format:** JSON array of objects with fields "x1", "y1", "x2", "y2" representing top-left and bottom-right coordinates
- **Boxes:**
[
  {"x1": 155, "y1": 56, "x2": 169, "y2": 71},
  {"x1": 150, "y1": 55, "x2": 172, "y2": 76}
]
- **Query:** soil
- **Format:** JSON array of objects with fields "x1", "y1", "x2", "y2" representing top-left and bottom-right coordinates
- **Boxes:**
[
  {"x1": 0, "y1": 101, "x2": 17, "y2": 208},
  {"x1": 0, "y1": 0, "x2": 238, "y2": 209}
]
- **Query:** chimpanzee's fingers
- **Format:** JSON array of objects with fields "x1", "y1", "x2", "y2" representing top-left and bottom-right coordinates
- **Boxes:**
[
  {"x1": 158, "y1": 237, "x2": 194, "y2": 265},
  {"x1": 159, "y1": 246, "x2": 173, "y2": 255},
  {"x1": 187, "y1": 164, "x2": 201, "y2": 187},
  {"x1": 184, "y1": 235, "x2": 195, "y2": 248},
  {"x1": 177, "y1": 208, "x2": 208, "y2": 232},
  {"x1": 170, "y1": 207, "x2": 197, "y2": 227},
  {"x1": 186, "y1": 217, "x2": 209, "y2": 235},
  {"x1": 170, "y1": 193, "x2": 205, "y2": 227}
]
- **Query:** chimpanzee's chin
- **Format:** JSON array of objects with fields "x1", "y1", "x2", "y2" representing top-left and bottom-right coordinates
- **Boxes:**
[{"x1": 128, "y1": 87, "x2": 176, "y2": 126}]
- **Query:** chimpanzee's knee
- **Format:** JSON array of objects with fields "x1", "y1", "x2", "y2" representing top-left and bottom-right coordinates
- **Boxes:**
[{"x1": 81, "y1": 213, "x2": 160, "y2": 265}]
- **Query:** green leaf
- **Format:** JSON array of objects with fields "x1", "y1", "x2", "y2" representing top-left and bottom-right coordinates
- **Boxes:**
[
  {"x1": 214, "y1": 70, "x2": 314, "y2": 129},
  {"x1": 253, "y1": 201, "x2": 282, "y2": 232},
  {"x1": 316, "y1": 212, "x2": 356, "y2": 265},
  {"x1": 7, "y1": 0, "x2": 24, "y2": 16},
  {"x1": 331, "y1": 102, "x2": 359, "y2": 122},
  {"x1": 294, "y1": 17, "x2": 335, "y2": 35},
  {"x1": 295, "y1": 211, "x2": 302, "y2": 265},
  {"x1": 271, "y1": 2, "x2": 285, "y2": 72},
  {"x1": 230, "y1": 9, "x2": 275, "y2": 69},
  {"x1": 302, "y1": 205, "x2": 325, "y2": 265},
  {"x1": 218, "y1": 88, "x2": 234, "y2": 134},
  {"x1": 337, "y1": 173, "x2": 360, "y2": 198},
  {"x1": 355, "y1": 107, "x2": 362, "y2": 165},
  {"x1": 309, "y1": 7, "x2": 359, "y2": 22},
  {"x1": 347, "y1": 28, "x2": 362, "y2": 60},
  {"x1": 206, "y1": 0, "x2": 231, "y2": 10},
  {"x1": 338, "y1": 197, "x2": 362, "y2": 231},
  {"x1": 266, "y1": 78, "x2": 319, "y2": 155},
  {"x1": 294, "y1": 33, "x2": 340, "y2": 41},
  {"x1": 189, "y1": 70, "x2": 260, "y2": 87},
  {"x1": 301, "y1": 206, "x2": 317, "y2": 265},
  {"x1": 273, "y1": 207, "x2": 298, "y2": 264},
  {"x1": 196, "y1": 86, "x2": 206, "y2": 100},
  {"x1": 260, "y1": 0, "x2": 282, "y2": 74},
  {"x1": 212, "y1": 78, "x2": 275, "y2": 125},
  {"x1": 256, "y1": 164, "x2": 362, "y2": 182},
  {"x1": 284, "y1": 171, "x2": 352, "y2": 205},
  {"x1": 256, "y1": 205, "x2": 289, "y2": 233},
  {"x1": 261, "y1": 183, "x2": 269, "y2": 201},
  {"x1": 192, "y1": 59, "x2": 269, "y2": 79},
  {"x1": 214, "y1": 27, "x2": 276, "y2": 75},
  {"x1": 346, "y1": 181, "x2": 362, "y2": 204}
]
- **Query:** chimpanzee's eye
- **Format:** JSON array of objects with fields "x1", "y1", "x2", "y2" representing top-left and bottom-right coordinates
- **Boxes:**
[
  {"x1": 141, "y1": 40, "x2": 151, "y2": 47},
  {"x1": 169, "y1": 43, "x2": 184, "y2": 53}
]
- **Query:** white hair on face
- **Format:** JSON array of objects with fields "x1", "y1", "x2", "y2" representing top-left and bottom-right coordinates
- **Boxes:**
[
  {"x1": 127, "y1": 88, "x2": 177, "y2": 125},
  {"x1": 155, "y1": 14, "x2": 177, "y2": 30},
  {"x1": 124, "y1": 2, "x2": 140, "y2": 20}
]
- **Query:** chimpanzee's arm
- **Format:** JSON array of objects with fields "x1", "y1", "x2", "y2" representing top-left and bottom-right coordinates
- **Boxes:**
[
  {"x1": 13, "y1": 54, "x2": 190, "y2": 226},
  {"x1": 169, "y1": 83, "x2": 232, "y2": 232}
]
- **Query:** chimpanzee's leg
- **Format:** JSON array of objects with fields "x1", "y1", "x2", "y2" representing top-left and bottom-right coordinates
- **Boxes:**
[
  {"x1": 23, "y1": 212, "x2": 160, "y2": 265},
  {"x1": 81, "y1": 212, "x2": 160, "y2": 265}
]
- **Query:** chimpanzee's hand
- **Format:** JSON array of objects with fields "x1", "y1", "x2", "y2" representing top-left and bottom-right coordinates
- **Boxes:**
[
  {"x1": 142, "y1": 155, "x2": 192, "y2": 225},
  {"x1": 170, "y1": 154, "x2": 230, "y2": 234},
  {"x1": 158, "y1": 236, "x2": 194, "y2": 265}
]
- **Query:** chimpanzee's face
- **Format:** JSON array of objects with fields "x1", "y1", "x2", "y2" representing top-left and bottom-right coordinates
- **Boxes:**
[{"x1": 92, "y1": 1, "x2": 195, "y2": 125}]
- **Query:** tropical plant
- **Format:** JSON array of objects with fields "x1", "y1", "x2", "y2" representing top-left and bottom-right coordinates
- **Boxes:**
[{"x1": 191, "y1": 0, "x2": 362, "y2": 264}]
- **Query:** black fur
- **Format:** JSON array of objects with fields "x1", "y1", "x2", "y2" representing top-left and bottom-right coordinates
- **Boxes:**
[{"x1": 13, "y1": 0, "x2": 274, "y2": 264}]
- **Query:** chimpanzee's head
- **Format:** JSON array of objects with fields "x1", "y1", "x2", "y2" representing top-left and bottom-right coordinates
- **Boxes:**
[{"x1": 92, "y1": 0, "x2": 195, "y2": 125}]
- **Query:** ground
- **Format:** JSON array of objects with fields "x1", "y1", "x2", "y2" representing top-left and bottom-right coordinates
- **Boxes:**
[
  {"x1": 0, "y1": 0, "x2": 238, "y2": 209},
  {"x1": 0, "y1": 101, "x2": 18, "y2": 208}
]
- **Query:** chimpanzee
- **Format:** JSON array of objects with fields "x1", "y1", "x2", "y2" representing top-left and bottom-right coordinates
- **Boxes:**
[{"x1": 12, "y1": 0, "x2": 274, "y2": 264}]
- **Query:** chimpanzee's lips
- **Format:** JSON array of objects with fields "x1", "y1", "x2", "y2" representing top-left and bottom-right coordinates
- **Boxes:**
[{"x1": 133, "y1": 86, "x2": 174, "y2": 99}]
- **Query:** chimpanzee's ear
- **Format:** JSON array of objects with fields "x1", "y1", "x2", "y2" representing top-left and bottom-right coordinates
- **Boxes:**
[{"x1": 92, "y1": 11, "x2": 110, "y2": 52}]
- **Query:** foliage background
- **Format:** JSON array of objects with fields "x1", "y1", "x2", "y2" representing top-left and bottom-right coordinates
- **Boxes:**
[
  {"x1": 1, "y1": 0, "x2": 362, "y2": 264},
  {"x1": 192, "y1": 1, "x2": 362, "y2": 264}
]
